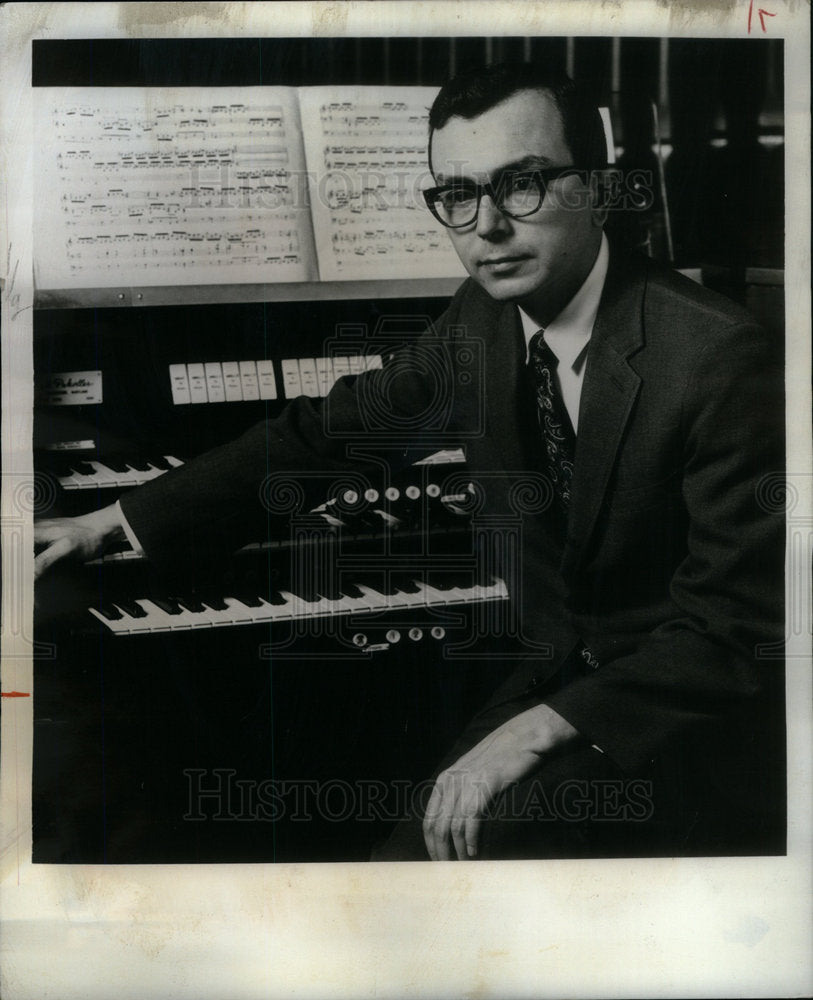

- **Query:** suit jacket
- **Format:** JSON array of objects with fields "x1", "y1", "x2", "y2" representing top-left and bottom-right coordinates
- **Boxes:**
[{"x1": 121, "y1": 245, "x2": 785, "y2": 808}]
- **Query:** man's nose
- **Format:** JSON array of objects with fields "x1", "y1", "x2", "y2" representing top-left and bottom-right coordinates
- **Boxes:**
[{"x1": 475, "y1": 193, "x2": 511, "y2": 239}]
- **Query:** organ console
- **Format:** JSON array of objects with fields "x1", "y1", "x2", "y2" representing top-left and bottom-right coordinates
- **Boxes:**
[{"x1": 33, "y1": 294, "x2": 519, "y2": 864}]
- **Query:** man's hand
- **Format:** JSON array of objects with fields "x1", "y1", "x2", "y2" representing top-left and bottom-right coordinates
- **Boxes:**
[
  {"x1": 422, "y1": 704, "x2": 580, "y2": 861},
  {"x1": 34, "y1": 504, "x2": 127, "y2": 578}
]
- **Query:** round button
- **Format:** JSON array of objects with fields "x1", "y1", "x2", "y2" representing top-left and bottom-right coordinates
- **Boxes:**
[
  {"x1": 426, "y1": 483, "x2": 441, "y2": 498},
  {"x1": 363, "y1": 488, "x2": 379, "y2": 503},
  {"x1": 384, "y1": 486, "x2": 400, "y2": 501},
  {"x1": 408, "y1": 627, "x2": 423, "y2": 641},
  {"x1": 430, "y1": 626, "x2": 446, "y2": 640},
  {"x1": 405, "y1": 485, "x2": 420, "y2": 500},
  {"x1": 352, "y1": 633, "x2": 367, "y2": 647},
  {"x1": 342, "y1": 489, "x2": 359, "y2": 505},
  {"x1": 385, "y1": 629, "x2": 401, "y2": 643}
]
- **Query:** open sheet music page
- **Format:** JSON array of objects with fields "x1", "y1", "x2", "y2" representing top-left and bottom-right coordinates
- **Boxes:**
[
  {"x1": 33, "y1": 87, "x2": 318, "y2": 289},
  {"x1": 299, "y1": 86, "x2": 467, "y2": 282}
]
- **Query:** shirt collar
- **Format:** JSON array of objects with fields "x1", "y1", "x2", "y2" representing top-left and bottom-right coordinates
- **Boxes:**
[{"x1": 518, "y1": 231, "x2": 610, "y2": 372}]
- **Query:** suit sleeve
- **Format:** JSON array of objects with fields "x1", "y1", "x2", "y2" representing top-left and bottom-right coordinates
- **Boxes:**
[
  {"x1": 543, "y1": 320, "x2": 785, "y2": 774},
  {"x1": 118, "y1": 299, "x2": 465, "y2": 575}
]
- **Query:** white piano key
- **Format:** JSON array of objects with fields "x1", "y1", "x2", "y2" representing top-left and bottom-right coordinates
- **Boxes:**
[
  {"x1": 88, "y1": 605, "x2": 130, "y2": 633},
  {"x1": 58, "y1": 468, "x2": 97, "y2": 490},
  {"x1": 84, "y1": 461, "x2": 121, "y2": 487},
  {"x1": 207, "y1": 596, "x2": 249, "y2": 627}
]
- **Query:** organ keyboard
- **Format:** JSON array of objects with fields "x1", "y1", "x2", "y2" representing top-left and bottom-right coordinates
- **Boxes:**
[
  {"x1": 32, "y1": 292, "x2": 503, "y2": 863},
  {"x1": 88, "y1": 573, "x2": 508, "y2": 636},
  {"x1": 52, "y1": 453, "x2": 185, "y2": 490}
]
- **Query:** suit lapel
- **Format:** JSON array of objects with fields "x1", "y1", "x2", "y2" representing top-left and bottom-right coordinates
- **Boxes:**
[
  {"x1": 561, "y1": 251, "x2": 648, "y2": 580},
  {"x1": 455, "y1": 249, "x2": 650, "y2": 580}
]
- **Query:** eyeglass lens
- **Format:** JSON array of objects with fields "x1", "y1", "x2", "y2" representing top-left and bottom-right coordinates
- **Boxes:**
[{"x1": 432, "y1": 173, "x2": 545, "y2": 226}]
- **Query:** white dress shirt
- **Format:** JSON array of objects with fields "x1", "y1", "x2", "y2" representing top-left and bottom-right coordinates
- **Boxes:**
[{"x1": 518, "y1": 231, "x2": 609, "y2": 433}]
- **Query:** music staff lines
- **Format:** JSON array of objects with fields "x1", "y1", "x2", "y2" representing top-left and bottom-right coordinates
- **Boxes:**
[{"x1": 36, "y1": 86, "x2": 464, "y2": 288}]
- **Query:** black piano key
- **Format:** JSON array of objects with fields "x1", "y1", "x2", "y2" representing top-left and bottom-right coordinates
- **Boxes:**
[
  {"x1": 351, "y1": 571, "x2": 386, "y2": 596},
  {"x1": 117, "y1": 600, "x2": 148, "y2": 619},
  {"x1": 102, "y1": 457, "x2": 132, "y2": 474},
  {"x1": 151, "y1": 596, "x2": 184, "y2": 615},
  {"x1": 425, "y1": 571, "x2": 461, "y2": 592},
  {"x1": 230, "y1": 589, "x2": 265, "y2": 609},
  {"x1": 266, "y1": 590, "x2": 288, "y2": 606},
  {"x1": 74, "y1": 461, "x2": 98, "y2": 476},
  {"x1": 125, "y1": 459, "x2": 152, "y2": 472},
  {"x1": 176, "y1": 595, "x2": 206, "y2": 613},
  {"x1": 366, "y1": 580, "x2": 400, "y2": 598},
  {"x1": 299, "y1": 587, "x2": 321, "y2": 603},
  {"x1": 199, "y1": 593, "x2": 229, "y2": 611},
  {"x1": 148, "y1": 456, "x2": 171, "y2": 471},
  {"x1": 94, "y1": 603, "x2": 124, "y2": 621},
  {"x1": 391, "y1": 573, "x2": 422, "y2": 595},
  {"x1": 315, "y1": 580, "x2": 344, "y2": 601}
]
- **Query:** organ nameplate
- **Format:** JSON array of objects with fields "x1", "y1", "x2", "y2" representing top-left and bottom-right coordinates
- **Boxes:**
[{"x1": 38, "y1": 370, "x2": 102, "y2": 406}]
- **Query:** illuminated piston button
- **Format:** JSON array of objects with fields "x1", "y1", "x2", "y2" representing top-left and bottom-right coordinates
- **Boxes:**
[
  {"x1": 385, "y1": 629, "x2": 402, "y2": 644},
  {"x1": 430, "y1": 626, "x2": 446, "y2": 640},
  {"x1": 408, "y1": 627, "x2": 423, "y2": 641},
  {"x1": 352, "y1": 633, "x2": 368, "y2": 647},
  {"x1": 425, "y1": 483, "x2": 441, "y2": 498},
  {"x1": 405, "y1": 485, "x2": 420, "y2": 500},
  {"x1": 384, "y1": 486, "x2": 400, "y2": 502},
  {"x1": 363, "y1": 488, "x2": 379, "y2": 503},
  {"x1": 341, "y1": 489, "x2": 359, "y2": 506}
]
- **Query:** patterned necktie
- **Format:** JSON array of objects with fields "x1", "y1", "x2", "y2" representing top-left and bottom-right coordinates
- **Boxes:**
[{"x1": 528, "y1": 331, "x2": 576, "y2": 511}]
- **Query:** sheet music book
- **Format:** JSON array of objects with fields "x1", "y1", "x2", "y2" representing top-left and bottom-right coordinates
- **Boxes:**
[{"x1": 34, "y1": 85, "x2": 466, "y2": 289}]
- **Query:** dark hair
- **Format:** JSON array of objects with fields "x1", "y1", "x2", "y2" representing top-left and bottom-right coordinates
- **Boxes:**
[{"x1": 428, "y1": 62, "x2": 608, "y2": 173}]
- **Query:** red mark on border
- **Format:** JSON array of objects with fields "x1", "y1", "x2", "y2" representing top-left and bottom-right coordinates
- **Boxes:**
[
  {"x1": 748, "y1": 0, "x2": 776, "y2": 33},
  {"x1": 1, "y1": 691, "x2": 30, "y2": 698}
]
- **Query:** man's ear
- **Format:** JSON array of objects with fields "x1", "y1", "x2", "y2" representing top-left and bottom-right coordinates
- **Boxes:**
[
  {"x1": 590, "y1": 167, "x2": 620, "y2": 227},
  {"x1": 591, "y1": 202, "x2": 609, "y2": 228}
]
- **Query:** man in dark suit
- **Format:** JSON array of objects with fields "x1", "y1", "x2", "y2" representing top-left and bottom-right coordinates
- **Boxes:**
[{"x1": 35, "y1": 64, "x2": 785, "y2": 861}]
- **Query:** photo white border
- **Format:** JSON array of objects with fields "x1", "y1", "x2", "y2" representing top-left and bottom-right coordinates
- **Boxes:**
[{"x1": 1, "y1": 3, "x2": 810, "y2": 997}]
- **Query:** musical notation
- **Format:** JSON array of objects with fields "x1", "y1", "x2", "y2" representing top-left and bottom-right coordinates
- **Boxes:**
[
  {"x1": 35, "y1": 88, "x2": 317, "y2": 288},
  {"x1": 299, "y1": 88, "x2": 465, "y2": 282},
  {"x1": 35, "y1": 86, "x2": 465, "y2": 292}
]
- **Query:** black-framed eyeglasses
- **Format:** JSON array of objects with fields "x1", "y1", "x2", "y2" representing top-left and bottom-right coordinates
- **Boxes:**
[{"x1": 422, "y1": 167, "x2": 583, "y2": 229}]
